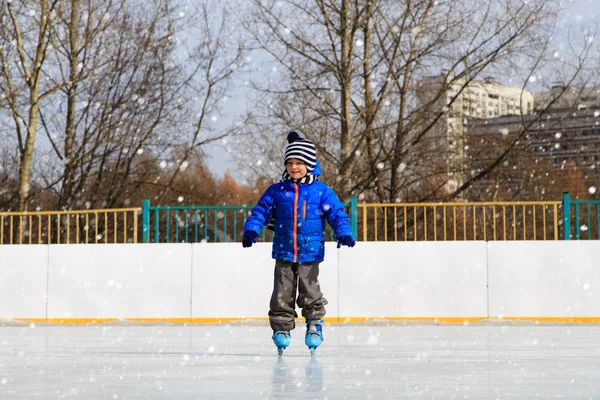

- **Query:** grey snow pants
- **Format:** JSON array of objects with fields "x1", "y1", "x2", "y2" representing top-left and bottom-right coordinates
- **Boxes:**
[{"x1": 268, "y1": 259, "x2": 328, "y2": 331}]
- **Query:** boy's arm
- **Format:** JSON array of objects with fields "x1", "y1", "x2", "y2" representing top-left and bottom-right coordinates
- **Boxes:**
[
  {"x1": 243, "y1": 186, "x2": 276, "y2": 234},
  {"x1": 321, "y1": 186, "x2": 353, "y2": 239}
]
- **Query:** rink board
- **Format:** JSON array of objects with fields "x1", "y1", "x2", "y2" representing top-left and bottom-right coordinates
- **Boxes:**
[
  {"x1": 1, "y1": 242, "x2": 600, "y2": 323},
  {"x1": 487, "y1": 241, "x2": 600, "y2": 319},
  {"x1": 0, "y1": 245, "x2": 48, "y2": 320},
  {"x1": 337, "y1": 242, "x2": 488, "y2": 319}
]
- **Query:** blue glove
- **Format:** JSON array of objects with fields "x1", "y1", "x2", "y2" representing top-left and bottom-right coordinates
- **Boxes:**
[
  {"x1": 242, "y1": 231, "x2": 259, "y2": 248},
  {"x1": 337, "y1": 235, "x2": 355, "y2": 248}
]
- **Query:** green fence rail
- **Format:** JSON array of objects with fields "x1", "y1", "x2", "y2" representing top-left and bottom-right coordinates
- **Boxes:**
[
  {"x1": 563, "y1": 192, "x2": 600, "y2": 240},
  {"x1": 142, "y1": 198, "x2": 358, "y2": 244}
]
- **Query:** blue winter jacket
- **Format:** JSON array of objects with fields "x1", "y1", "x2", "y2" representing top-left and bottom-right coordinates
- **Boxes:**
[{"x1": 243, "y1": 166, "x2": 353, "y2": 263}]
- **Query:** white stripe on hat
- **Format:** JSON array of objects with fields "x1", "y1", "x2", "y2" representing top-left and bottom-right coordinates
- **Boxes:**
[{"x1": 284, "y1": 139, "x2": 317, "y2": 171}]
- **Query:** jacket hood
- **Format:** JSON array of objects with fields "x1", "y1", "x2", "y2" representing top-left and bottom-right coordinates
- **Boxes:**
[{"x1": 312, "y1": 161, "x2": 322, "y2": 178}]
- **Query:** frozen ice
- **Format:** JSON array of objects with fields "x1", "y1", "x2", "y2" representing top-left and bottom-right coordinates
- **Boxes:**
[{"x1": 0, "y1": 324, "x2": 598, "y2": 398}]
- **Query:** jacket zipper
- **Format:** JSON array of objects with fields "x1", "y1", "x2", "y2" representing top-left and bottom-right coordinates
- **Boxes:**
[
  {"x1": 303, "y1": 200, "x2": 306, "y2": 219},
  {"x1": 293, "y1": 183, "x2": 299, "y2": 263}
]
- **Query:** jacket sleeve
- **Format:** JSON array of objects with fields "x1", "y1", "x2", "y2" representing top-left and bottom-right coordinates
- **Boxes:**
[
  {"x1": 243, "y1": 185, "x2": 276, "y2": 234},
  {"x1": 321, "y1": 186, "x2": 353, "y2": 239}
]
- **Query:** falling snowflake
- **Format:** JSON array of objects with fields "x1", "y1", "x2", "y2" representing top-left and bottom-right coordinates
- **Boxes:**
[{"x1": 366, "y1": 335, "x2": 378, "y2": 345}]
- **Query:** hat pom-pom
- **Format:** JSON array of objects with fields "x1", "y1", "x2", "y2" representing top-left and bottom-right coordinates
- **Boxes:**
[{"x1": 287, "y1": 130, "x2": 301, "y2": 143}]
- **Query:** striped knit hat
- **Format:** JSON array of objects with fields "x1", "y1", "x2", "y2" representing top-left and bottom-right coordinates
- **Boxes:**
[{"x1": 284, "y1": 131, "x2": 317, "y2": 172}]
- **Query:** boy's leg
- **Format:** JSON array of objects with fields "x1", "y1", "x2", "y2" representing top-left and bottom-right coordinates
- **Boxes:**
[
  {"x1": 296, "y1": 262, "x2": 328, "y2": 321},
  {"x1": 268, "y1": 259, "x2": 298, "y2": 331}
]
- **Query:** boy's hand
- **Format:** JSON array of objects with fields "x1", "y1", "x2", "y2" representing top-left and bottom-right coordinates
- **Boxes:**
[
  {"x1": 242, "y1": 231, "x2": 259, "y2": 248},
  {"x1": 336, "y1": 235, "x2": 355, "y2": 248}
]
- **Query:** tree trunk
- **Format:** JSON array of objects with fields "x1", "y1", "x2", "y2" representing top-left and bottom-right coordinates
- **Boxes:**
[
  {"x1": 18, "y1": 105, "x2": 40, "y2": 211},
  {"x1": 339, "y1": 0, "x2": 353, "y2": 202},
  {"x1": 362, "y1": 1, "x2": 385, "y2": 201},
  {"x1": 16, "y1": 0, "x2": 49, "y2": 211},
  {"x1": 60, "y1": 0, "x2": 80, "y2": 209}
]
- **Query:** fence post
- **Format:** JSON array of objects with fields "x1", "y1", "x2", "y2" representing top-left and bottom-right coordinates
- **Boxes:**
[
  {"x1": 142, "y1": 199, "x2": 150, "y2": 243},
  {"x1": 350, "y1": 195, "x2": 358, "y2": 240},
  {"x1": 563, "y1": 192, "x2": 571, "y2": 240}
]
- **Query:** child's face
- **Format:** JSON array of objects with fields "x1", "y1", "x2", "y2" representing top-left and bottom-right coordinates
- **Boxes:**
[{"x1": 286, "y1": 159, "x2": 308, "y2": 180}]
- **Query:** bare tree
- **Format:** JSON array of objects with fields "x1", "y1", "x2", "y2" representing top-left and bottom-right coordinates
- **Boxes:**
[
  {"x1": 0, "y1": 0, "x2": 62, "y2": 211},
  {"x1": 1, "y1": 0, "x2": 247, "y2": 211},
  {"x1": 241, "y1": 0, "x2": 372, "y2": 201},
  {"x1": 239, "y1": 0, "x2": 600, "y2": 203},
  {"x1": 154, "y1": 1, "x2": 247, "y2": 203}
]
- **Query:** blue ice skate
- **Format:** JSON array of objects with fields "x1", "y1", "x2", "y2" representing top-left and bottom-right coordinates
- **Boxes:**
[
  {"x1": 272, "y1": 330, "x2": 291, "y2": 356},
  {"x1": 305, "y1": 321, "x2": 324, "y2": 355}
]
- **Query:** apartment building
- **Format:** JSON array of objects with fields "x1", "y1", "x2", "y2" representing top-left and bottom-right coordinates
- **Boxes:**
[
  {"x1": 534, "y1": 85, "x2": 600, "y2": 111},
  {"x1": 469, "y1": 108, "x2": 600, "y2": 172},
  {"x1": 418, "y1": 73, "x2": 535, "y2": 187}
]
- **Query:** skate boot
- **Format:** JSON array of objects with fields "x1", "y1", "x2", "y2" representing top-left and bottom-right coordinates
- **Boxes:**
[
  {"x1": 272, "y1": 330, "x2": 291, "y2": 356},
  {"x1": 305, "y1": 320, "x2": 324, "y2": 355}
]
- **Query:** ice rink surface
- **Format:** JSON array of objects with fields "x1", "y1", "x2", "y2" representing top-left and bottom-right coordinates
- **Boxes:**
[{"x1": 0, "y1": 323, "x2": 599, "y2": 399}]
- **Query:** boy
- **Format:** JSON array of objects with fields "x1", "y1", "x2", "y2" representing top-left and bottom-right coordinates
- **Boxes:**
[{"x1": 242, "y1": 131, "x2": 355, "y2": 355}]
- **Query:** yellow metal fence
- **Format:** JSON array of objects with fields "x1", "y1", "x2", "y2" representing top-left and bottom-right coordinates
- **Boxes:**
[
  {"x1": 0, "y1": 201, "x2": 563, "y2": 244},
  {"x1": 358, "y1": 201, "x2": 562, "y2": 241},
  {"x1": 0, "y1": 208, "x2": 141, "y2": 245}
]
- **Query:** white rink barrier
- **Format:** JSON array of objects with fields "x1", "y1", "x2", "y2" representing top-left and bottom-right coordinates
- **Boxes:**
[{"x1": 1, "y1": 242, "x2": 599, "y2": 323}]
